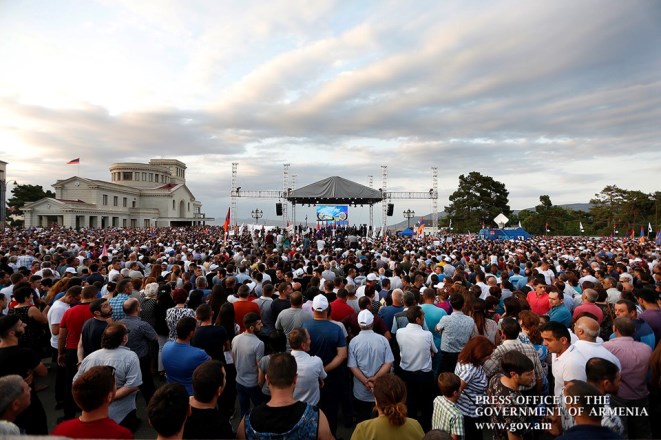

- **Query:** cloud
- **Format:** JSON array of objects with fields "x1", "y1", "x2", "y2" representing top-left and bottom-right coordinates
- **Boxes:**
[{"x1": 1, "y1": 0, "x2": 660, "y2": 224}]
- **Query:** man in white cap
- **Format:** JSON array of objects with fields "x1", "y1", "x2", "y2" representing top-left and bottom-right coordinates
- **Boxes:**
[
  {"x1": 302, "y1": 295, "x2": 347, "y2": 437},
  {"x1": 355, "y1": 273, "x2": 378, "y2": 299},
  {"x1": 348, "y1": 309, "x2": 394, "y2": 422}
]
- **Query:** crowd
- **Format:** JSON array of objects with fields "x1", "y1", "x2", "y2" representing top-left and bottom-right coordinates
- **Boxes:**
[{"x1": 0, "y1": 223, "x2": 660, "y2": 439}]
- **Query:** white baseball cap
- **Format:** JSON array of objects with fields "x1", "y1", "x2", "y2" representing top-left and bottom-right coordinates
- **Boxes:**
[
  {"x1": 312, "y1": 294, "x2": 329, "y2": 311},
  {"x1": 358, "y1": 309, "x2": 374, "y2": 326}
]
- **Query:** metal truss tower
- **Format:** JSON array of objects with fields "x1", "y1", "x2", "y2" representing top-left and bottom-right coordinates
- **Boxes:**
[
  {"x1": 282, "y1": 164, "x2": 290, "y2": 227},
  {"x1": 231, "y1": 162, "x2": 238, "y2": 226},
  {"x1": 368, "y1": 175, "x2": 374, "y2": 232},
  {"x1": 431, "y1": 166, "x2": 438, "y2": 233},
  {"x1": 291, "y1": 174, "x2": 297, "y2": 228},
  {"x1": 381, "y1": 165, "x2": 388, "y2": 233}
]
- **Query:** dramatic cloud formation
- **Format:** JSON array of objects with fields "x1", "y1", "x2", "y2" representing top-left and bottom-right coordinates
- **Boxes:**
[{"x1": 1, "y1": 0, "x2": 660, "y2": 225}]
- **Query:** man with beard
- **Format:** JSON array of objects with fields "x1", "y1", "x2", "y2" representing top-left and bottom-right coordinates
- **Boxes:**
[
  {"x1": 74, "y1": 323, "x2": 142, "y2": 432},
  {"x1": 0, "y1": 315, "x2": 48, "y2": 435},
  {"x1": 78, "y1": 298, "x2": 113, "y2": 361}
]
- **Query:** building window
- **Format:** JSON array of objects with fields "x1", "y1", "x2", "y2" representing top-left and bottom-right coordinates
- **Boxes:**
[
  {"x1": 132, "y1": 200, "x2": 136, "y2": 208},
  {"x1": 134, "y1": 172, "x2": 140, "y2": 181},
  {"x1": 142, "y1": 172, "x2": 147, "y2": 180},
  {"x1": 122, "y1": 219, "x2": 127, "y2": 227},
  {"x1": 173, "y1": 200, "x2": 175, "y2": 210},
  {"x1": 149, "y1": 173, "x2": 153, "y2": 182},
  {"x1": 122, "y1": 172, "x2": 132, "y2": 181},
  {"x1": 188, "y1": 202, "x2": 190, "y2": 212},
  {"x1": 113, "y1": 196, "x2": 118, "y2": 206},
  {"x1": 123, "y1": 197, "x2": 127, "y2": 207},
  {"x1": 102, "y1": 194, "x2": 108, "y2": 205}
]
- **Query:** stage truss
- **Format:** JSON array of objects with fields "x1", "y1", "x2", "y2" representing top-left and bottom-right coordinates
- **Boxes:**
[{"x1": 230, "y1": 164, "x2": 439, "y2": 232}]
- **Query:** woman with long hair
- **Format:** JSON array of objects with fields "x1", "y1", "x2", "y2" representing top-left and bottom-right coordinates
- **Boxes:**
[
  {"x1": 454, "y1": 335, "x2": 496, "y2": 440},
  {"x1": 471, "y1": 298, "x2": 501, "y2": 345},
  {"x1": 8, "y1": 286, "x2": 48, "y2": 355},
  {"x1": 147, "y1": 263, "x2": 162, "y2": 281},
  {"x1": 44, "y1": 277, "x2": 70, "y2": 305},
  {"x1": 649, "y1": 342, "x2": 661, "y2": 439},
  {"x1": 518, "y1": 310, "x2": 550, "y2": 395},
  {"x1": 154, "y1": 283, "x2": 174, "y2": 375},
  {"x1": 140, "y1": 276, "x2": 157, "y2": 292},
  {"x1": 165, "y1": 288, "x2": 195, "y2": 341},
  {"x1": 216, "y1": 302, "x2": 239, "y2": 424},
  {"x1": 351, "y1": 374, "x2": 424, "y2": 440}
]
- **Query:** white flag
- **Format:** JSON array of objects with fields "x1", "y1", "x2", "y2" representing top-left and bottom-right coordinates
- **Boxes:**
[
  {"x1": 448, "y1": 219, "x2": 452, "y2": 229},
  {"x1": 579, "y1": 221, "x2": 584, "y2": 232},
  {"x1": 649, "y1": 222, "x2": 653, "y2": 233},
  {"x1": 518, "y1": 220, "x2": 522, "y2": 228}
]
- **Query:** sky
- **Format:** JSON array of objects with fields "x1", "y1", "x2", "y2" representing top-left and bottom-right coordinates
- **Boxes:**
[{"x1": 1, "y1": 0, "x2": 660, "y2": 227}]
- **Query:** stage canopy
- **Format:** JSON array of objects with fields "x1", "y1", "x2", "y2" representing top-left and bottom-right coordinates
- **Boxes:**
[{"x1": 287, "y1": 176, "x2": 384, "y2": 205}]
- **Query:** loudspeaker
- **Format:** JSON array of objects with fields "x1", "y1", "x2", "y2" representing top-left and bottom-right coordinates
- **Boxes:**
[
  {"x1": 276, "y1": 203, "x2": 283, "y2": 216},
  {"x1": 387, "y1": 203, "x2": 394, "y2": 216}
]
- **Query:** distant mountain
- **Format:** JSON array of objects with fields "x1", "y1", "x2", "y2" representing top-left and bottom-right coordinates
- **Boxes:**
[{"x1": 513, "y1": 203, "x2": 593, "y2": 214}]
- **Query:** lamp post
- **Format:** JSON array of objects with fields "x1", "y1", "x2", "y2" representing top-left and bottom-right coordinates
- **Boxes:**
[
  {"x1": 650, "y1": 193, "x2": 658, "y2": 233},
  {"x1": 403, "y1": 209, "x2": 415, "y2": 229},
  {"x1": 305, "y1": 215, "x2": 308, "y2": 229},
  {"x1": 251, "y1": 208, "x2": 263, "y2": 225}
]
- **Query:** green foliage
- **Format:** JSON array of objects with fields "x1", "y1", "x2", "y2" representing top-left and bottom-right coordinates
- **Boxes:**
[
  {"x1": 445, "y1": 172, "x2": 511, "y2": 232},
  {"x1": 7, "y1": 184, "x2": 55, "y2": 226},
  {"x1": 520, "y1": 195, "x2": 588, "y2": 236},
  {"x1": 589, "y1": 186, "x2": 658, "y2": 236}
]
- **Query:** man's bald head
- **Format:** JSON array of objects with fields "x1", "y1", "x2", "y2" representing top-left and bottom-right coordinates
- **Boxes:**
[
  {"x1": 575, "y1": 316, "x2": 599, "y2": 341},
  {"x1": 392, "y1": 289, "x2": 404, "y2": 306},
  {"x1": 123, "y1": 297, "x2": 140, "y2": 315}
]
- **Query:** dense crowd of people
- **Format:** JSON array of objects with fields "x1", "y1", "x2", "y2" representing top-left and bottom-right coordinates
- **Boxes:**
[{"x1": 0, "y1": 224, "x2": 660, "y2": 439}]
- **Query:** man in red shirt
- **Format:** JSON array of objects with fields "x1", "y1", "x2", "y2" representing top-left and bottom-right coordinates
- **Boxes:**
[
  {"x1": 57, "y1": 285, "x2": 97, "y2": 420},
  {"x1": 526, "y1": 279, "x2": 550, "y2": 316},
  {"x1": 572, "y1": 288, "x2": 604, "y2": 324},
  {"x1": 330, "y1": 288, "x2": 357, "y2": 322},
  {"x1": 233, "y1": 285, "x2": 260, "y2": 332},
  {"x1": 52, "y1": 366, "x2": 132, "y2": 439}
]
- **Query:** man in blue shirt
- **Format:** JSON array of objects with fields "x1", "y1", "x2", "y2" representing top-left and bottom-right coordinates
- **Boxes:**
[
  {"x1": 162, "y1": 317, "x2": 210, "y2": 395},
  {"x1": 302, "y1": 295, "x2": 347, "y2": 437},
  {"x1": 378, "y1": 288, "x2": 404, "y2": 330},
  {"x1": 610, "y1": 299, "x2": 655, "y2": 349},
  {"x1": 347, "y1": 309, "x2": 394, "y2": 422},
  {"x1": 548, "y1": 290, "x2": 572, "y2": 327}
]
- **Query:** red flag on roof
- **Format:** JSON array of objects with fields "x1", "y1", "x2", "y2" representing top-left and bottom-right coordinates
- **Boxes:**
[{"x1": 67, "y1": 158, "x2": 80, "y2": 164}]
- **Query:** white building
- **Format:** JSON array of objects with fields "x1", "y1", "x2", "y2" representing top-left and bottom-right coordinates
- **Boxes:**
[{"x1": 23, "y1": 159, "x2": 214, "y2": 228}]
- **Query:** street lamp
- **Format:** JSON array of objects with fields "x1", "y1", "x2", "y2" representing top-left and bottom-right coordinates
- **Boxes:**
[
  {"x1": 251, "y1": 208, "x2": 263, "y2": 225},
  {"x1": 650, "y1": 193, "x2": 658, "y2": 233},
  {"x1": 403, "y1": 209, "x2": 415, "y2": 229}
]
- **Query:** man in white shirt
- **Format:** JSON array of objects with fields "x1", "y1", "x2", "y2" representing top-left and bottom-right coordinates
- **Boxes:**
[
  {"x1": 288, "y1": 328, "x2": 326, "y2": 406},
  {"x1": 395, "y1": 305, "x2": 437, "y2": 431},
  {"x1": 562, "y1": 317, "x2": 621, "y2": 385}
]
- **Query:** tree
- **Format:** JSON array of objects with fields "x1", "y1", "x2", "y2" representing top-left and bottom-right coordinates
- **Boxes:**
[
  {"x1": 520, "y1": 195, "x2": 582, "y2": 235},
  {"x1": 445, "y1": 172, "x2": 511, "y2": 232},
  {"x1": 7, "y1": 184, "x2": 55, "y2": 226},
  {"x1": 589, "y1": 185, "x2": 659, "y2": 236}
]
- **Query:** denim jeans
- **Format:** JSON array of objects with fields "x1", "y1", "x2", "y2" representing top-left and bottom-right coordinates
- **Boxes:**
[{"x1": 236, "y1": 383, "x2": 264, "y2": 417}]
